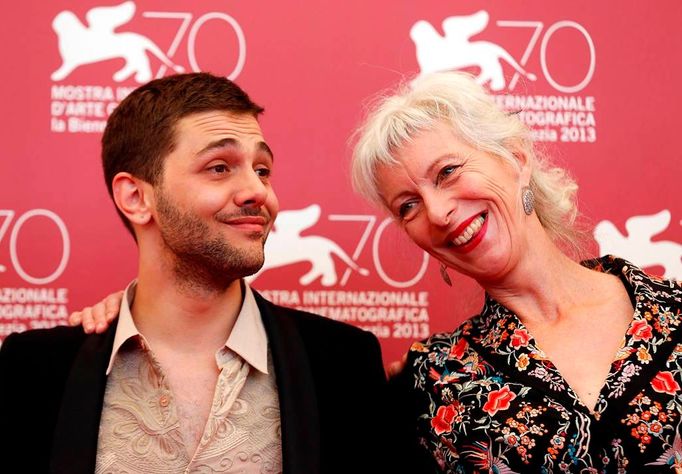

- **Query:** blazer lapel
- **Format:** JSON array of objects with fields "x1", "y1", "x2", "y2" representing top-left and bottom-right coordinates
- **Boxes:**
[
  {"x1": 254, "y1": 292, "x2": 320, "y2": 474},
  {"x1": 50, "y1": 321, "x2": 117, "y2": 474}
]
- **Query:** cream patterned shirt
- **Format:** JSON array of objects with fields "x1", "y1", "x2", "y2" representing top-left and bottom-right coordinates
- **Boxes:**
[{"x1": 95, "y1": 282, "x2": 282, "y2": 474}]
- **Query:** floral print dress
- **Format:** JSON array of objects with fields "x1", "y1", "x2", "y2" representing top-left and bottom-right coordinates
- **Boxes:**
[{"x1": 398, "y1": 256, "x2": 682, "y2": 473}]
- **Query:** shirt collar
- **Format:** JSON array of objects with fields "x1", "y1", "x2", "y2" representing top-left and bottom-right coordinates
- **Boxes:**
[
  {"x1": 106, "y1": 280, "x2": 269, "y2": 375},
  {"x1": 225, "y1": 282, "x2": 269, "y2": 374},
  {"x1": 106, "y1": 280, "x2": 140, "y2": 375}
]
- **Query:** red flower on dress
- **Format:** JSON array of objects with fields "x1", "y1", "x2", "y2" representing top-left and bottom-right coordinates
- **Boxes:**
[
  {"x1": 431, "y1": 403, "x2": 458, "y2": 435},
  {"x1": 450, "y1": 338, "x2": 468, "y2": 359},
  {"x1": 651, "y1": 371, "x2": 680, "y2": 395},
  {"x1": 627, "y1": 319, "x2": 653, "y2": 342},
  {"x1": 483, "y1": 386, "x2": 517, "y2": 416},
  {"x1": 510, "y1": 329, "x2": 531, "y2": 349}
]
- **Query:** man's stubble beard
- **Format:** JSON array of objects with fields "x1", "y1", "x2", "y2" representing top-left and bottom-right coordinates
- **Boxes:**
[{"x1": 155, "y1": 189, "x2": 267, "y2": 293}]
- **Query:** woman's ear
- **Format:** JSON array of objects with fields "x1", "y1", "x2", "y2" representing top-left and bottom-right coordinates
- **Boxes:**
[
  {"x1": 112, "y1": 172, "x2": 153, "y2": 226},
  {"x1": 509, "y1": 144, "x2": 532, "y2": 184}
]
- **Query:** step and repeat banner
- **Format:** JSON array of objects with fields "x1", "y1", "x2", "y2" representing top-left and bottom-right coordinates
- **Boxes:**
[{"x1": 1, "y1": 0, "x2": 680, "y2": 363}]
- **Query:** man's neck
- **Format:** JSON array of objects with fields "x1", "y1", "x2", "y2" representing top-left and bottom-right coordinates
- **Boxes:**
[{"x1": 131, "y1": 268, "x2": 244, "y2": 355}]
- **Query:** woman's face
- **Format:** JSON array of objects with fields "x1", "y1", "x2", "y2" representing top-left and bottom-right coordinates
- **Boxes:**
[{"x1": 376, "y1": 120, "x2": 531, "y2": 283}]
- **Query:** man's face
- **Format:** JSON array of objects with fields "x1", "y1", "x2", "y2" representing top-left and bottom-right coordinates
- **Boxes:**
[{"x1": 152, "y1": 110, "x2": 279, "y2": 285}]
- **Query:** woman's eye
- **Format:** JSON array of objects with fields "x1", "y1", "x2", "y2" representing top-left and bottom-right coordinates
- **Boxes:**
[
  {"x1": 436, "y1": 165, "x2": 459, "y2": 184},
  {"x1": 399, "y1": 201, "x2": 417, "y2": 219}
]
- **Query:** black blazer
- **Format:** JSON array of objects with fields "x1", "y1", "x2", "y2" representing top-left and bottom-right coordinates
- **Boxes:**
[{"x1": 0, "y1": 292, "x2": 393, "y2": 474}]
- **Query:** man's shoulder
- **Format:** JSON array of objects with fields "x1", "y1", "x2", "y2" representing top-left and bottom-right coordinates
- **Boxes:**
[
  {"x1": 1, "y1": 325, "x2": 89, "y2": 364},
  {"x1": 3, "y1": 324, "x2": 86, "y2": 347}
]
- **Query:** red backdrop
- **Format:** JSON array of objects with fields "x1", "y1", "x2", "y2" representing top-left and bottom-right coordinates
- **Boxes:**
[{"x1": 1, "y1": 0, "x2": 681, "y2": 364}]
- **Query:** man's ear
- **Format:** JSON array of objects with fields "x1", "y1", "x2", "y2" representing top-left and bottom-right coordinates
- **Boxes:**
[{"x1": 112, "y1": 172, "x2": 153, "y2": 226}]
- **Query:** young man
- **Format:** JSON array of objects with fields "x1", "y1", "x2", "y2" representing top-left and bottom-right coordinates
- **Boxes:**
[{"x1": 0, "y1": 73, "x2": 389, "y2": 474}]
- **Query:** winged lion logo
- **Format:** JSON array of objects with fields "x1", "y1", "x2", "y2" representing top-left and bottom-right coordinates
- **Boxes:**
[
  {"x1": 411, "y1": 10, "x2": 536, "y2": 91},
  {"x1": 247, "y1": 204, "x2": 369, "y2": 287},
  {"x1": 51, "y1": 1, "x2": 184, "y2": 83}
]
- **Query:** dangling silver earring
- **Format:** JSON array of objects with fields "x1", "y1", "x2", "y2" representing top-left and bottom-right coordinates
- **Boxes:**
[
  {"x1": 521, "y1": 186, "x2": 534, "y2": 215},
  {"x1": 439, "y1": 263, "x2": 452, "y2": 287}
]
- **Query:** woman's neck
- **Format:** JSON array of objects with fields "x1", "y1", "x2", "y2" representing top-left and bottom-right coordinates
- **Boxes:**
[{"x1": 481, "y1": 235, "x2": 602, "y2": 325}]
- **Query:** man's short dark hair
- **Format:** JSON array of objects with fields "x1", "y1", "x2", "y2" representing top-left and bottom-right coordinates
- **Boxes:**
[{"x1": 102, "y1": 72, "x2": 264, "y2": 237}]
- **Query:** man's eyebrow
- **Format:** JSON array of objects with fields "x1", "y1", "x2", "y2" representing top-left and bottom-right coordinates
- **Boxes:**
[
  {"x1": 258, "y1": 142, "x2": 274, "y2": 161},
  {"x1": 196, "y1": 138, "x2": 274, "y2": 161},
  {"x1": 197, "y1": 137, "x2": 238, "y2": 156}
]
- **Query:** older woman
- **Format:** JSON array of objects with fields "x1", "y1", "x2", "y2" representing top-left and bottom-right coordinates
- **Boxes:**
[{"x1": 352, "y1": 72, "x2": 682, "y2": 472}]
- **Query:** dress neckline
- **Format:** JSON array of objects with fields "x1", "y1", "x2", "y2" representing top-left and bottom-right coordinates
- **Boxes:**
[{"x1": 461, "y1": 255, "x2": 682, "y2": 421}]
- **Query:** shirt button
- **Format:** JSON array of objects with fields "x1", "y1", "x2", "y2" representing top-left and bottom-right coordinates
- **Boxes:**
[{"x1": 159, "y1": 395, "x2": 170, "y2": 407}]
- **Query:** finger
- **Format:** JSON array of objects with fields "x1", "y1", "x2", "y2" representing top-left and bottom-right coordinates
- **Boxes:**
[
  {"x1": 94, "y1": 291, "x2": 124, "y2": 333},
  {"x1": 68, "y1": 311, "x2": 83, "y2": 327},
  {"x1": 91, "y1": 303, "x2": 110, "y2": 334},
  {"x1": 387, "y1": 359, "x2": 405, "y2": 379},
  {"x1": 387, "y1": 353, "x2": 409, "y2": 379},
  {"x1": 386, "y1": 361, "x2": 402, "y2": 379},
  {"x1": 104, "y1": 291, "x2": 124, "y2": 322},
  {"x1": 80, "y1": 307, "x2": 97, "y2": 334}
]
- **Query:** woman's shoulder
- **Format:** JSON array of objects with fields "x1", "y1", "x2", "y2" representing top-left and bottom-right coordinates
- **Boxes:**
[
  {"x1": 590, "y1": 254, "x2": 678, "y2": 281},
  {"x1": 619, "y1": 255, "x2": 680, "y2": 296},
  {"x1": 406, "y1": 314, "x2": 482, "y2": 361},
  {"x1": 585, "y1": 255, "x2": 682, "y2": 302}
]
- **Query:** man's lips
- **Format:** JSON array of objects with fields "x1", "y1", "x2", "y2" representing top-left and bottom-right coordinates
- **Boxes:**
[{"x1": 222, "y1": 216, "x2": 269, "y2": 231}]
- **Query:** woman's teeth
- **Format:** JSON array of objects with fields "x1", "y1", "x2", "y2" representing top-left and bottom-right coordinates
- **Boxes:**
[{"x1": 453, "y1": 215, "x2": 485, "y2": 246}]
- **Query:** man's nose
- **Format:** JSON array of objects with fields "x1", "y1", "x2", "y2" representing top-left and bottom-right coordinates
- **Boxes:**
[{"x1": 235, "y1": 169, "x2": 268, "y2": 207}]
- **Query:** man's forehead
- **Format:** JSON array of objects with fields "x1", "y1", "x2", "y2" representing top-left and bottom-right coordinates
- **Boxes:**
[
  {"x1": 171, "y1": 110, "x2": 272, "y2": 156},
  {"x1": 177, "y1": 110, "x2": 264, "y2": 137},
  {"x1": 196, "y1": 137, "x2": 274, "y2": 160}
]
